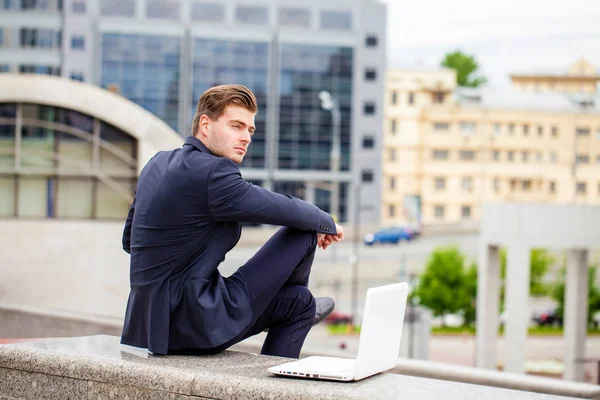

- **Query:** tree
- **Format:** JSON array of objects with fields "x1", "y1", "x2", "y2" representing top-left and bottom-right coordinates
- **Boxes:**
[
  {"x1": 552, "y1": 265, "x2": 600, "y2": 325},
  {"x1": 441, "y1": 50, "x2": 487, "y2": 88},
  {"x1": 500, "y1": 248, "x2": 554, "y2": 302},
  {"x1": 412, "y1": 246, "x2": 473, "y2": 325},
  {"x1": 462, "y1": 262, "x2": 478, "y2": 327}
]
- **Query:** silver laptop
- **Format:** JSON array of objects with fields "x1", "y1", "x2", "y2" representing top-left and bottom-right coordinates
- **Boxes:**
[{"x1": 268, "y1": 282, "x2": 408, "y2": 382}]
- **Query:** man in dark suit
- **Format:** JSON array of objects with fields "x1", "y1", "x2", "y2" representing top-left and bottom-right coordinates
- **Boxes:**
[{"x1": 121, "y1": 84, "x2": 344, "y2": 358}]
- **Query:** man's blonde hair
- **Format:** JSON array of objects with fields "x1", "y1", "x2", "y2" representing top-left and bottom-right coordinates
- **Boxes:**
[{"x1": 191, "y1": 84, "x2": 258, "y2": 136}]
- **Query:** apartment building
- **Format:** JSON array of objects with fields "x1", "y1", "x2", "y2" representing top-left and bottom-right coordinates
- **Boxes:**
[{"x1": 384, "y1": 62, "x2": 600, "y2": 226}]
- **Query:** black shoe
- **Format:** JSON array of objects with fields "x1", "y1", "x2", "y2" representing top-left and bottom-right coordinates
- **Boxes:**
[
  {"x1": 312, "y1": 297, "x2": 335, "y2": 326},
  {"x1": 263, "y1": 297, "x2": 335, "y2": 332}
]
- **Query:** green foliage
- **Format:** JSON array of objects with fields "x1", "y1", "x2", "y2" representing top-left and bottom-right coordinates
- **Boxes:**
[
  {"x1": 413, "y1": 246, "x2": 474, "y2": 325},
  {"x1": 552, "y1": 265, "x2": 600, "y2": 325},
  {"x1": 441, "y1": 50, "x2": 487, "y2": 88},
  {"x1": 499, "y1": 249, "x2": 554, "y2": 307},
  {"x1": 462, "y1": 263, "x2": 478, "y2": 326}
]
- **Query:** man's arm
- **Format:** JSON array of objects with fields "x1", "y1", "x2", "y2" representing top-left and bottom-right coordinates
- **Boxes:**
[
  {"x1": 207, "y1": 158, "x2": 336, "y2": 234},
  {"x1": 122, "y1": 196, "x2": 135, "y2": 254}
]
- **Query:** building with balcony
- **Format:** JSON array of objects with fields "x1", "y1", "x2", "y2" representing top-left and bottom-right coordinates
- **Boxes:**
[{"x1": 383, "y1": 63, "x2": 600, "y2": 226}]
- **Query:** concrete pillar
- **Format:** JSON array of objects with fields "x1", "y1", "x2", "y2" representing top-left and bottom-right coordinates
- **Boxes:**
[
  {"x1": 476, "y1": 244, "x2": 500, "y2": 369},
  {"x1": 564, "y1": 249, "x2": 589, "y2": 381},
  {"x1": 504, "y1": 243, "x2": 531, "y2": 374},
  {"x1": 305, "y1": 181, "x2": 315, "y2": 205}
]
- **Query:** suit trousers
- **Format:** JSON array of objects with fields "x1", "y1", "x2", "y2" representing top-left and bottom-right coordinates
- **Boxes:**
[{"x1": 172, "y1": 227, "x2": 318, "y2": 358}]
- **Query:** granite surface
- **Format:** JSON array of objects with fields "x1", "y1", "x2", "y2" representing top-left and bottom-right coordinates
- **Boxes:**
[{"x1": 0, "y1": 335, "x2": 581, "y2": 400}]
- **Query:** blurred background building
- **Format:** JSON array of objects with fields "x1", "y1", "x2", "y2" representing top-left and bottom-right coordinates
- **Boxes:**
[
  {"x1": 0, "y1": 0, "x2": 386, "y2": 223},
  {"x1": 383, "y1": 59, "x2": 600, "y2": 226}
]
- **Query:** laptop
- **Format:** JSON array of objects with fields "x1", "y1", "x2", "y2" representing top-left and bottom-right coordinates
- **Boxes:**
[{"x1": 267, "y1": 282, "x2": 408, "y2": 382}]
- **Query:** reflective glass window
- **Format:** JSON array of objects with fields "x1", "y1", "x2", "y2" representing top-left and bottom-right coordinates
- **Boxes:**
[
  {"x1": 235, "y1": 5, "x2": 268, "y2": 25},
  {"x1": 56, "y1": 178, "x2": 93, "y2": 218},
  {"x1": 320, "y1": 10, "x2": 352, "y2": 31},
  {"x1": 279, "y1": 44, "x2": 353, "y2": 171},
  {"x1": 96, "y1": 178, "x2": 136, "y2": 218},
  {"x1": 71, "y1": 35, "x2": 84, "y2": 50},
  {"x1": 147, "y1": 0, "x2": 180, "y2": 20},
  {"x1": 278, "y1": 7, "x2": 310, "y2": 27},
  {"x1": 0, "y1": 175, "x2": 15, "y2": 216},
  {"x1": 192, "y1": 39, "x2": 268, "y2": 168},
  {"x1": 101, "y1": 33, "x2": 181, "y2": 132},
  {"x1": 72, "y1": 0, "x2": 85, "y2": 13},
  {"x1": 0, "y1": 66, "x2": 8, "y2": 73},
  {"x1": 18, "y1": 176, "x2": 51, "y2": 217},
  {"x1": 100, "y1": 0, "x2": 135, "y2": 16},
  {"x1": 191, "y1": 2, "x2": 225, "y2": 22},
  {"x1": 0, "y1": 104, "x2": 16, "y2": 168}
]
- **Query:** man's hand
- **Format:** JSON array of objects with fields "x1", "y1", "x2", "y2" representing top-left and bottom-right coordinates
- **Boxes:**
[{"x1": 317, "y1": 224, "x2": 344, "y2": 250}]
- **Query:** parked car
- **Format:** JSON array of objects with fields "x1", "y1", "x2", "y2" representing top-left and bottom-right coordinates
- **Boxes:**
[
  {"x1": 364, "y1": 226, "x2": 418, "y2": 245},
  {"x1": 325, "y1": 311, "x2": 353, "y2": 325},
  {"x1": 531, "y1": 308, "x2": 562, "y2": 326}
]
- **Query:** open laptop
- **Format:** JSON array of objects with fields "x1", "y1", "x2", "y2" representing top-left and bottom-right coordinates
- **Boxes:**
[{"x1": 267, "y1": 282, "x2": 408, "y2": 382}]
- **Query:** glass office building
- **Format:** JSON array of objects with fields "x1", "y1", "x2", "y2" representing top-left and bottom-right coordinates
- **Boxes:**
[{"x1": 0, "y1": 0, "x2": 386, "y2": 224}]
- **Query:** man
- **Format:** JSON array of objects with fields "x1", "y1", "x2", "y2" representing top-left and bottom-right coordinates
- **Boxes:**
[{"x1": 121, "y1": 84, "x2": 344, "y2": 359}]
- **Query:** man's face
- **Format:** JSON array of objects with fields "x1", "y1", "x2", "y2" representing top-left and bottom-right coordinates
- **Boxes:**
[{"x1": 200, "y1": 105, "x2": 256, "y2": 164}]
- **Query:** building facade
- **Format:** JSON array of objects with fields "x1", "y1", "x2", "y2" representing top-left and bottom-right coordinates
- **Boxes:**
[
  {"x1": 511, "y1": 59, "x2": 600, "y2": 95},
  {"x1": 384, "y1": 65, "x2": 600, "y2": 226},
  {"x1": 0, "y1": 0, "x2": 386, "y2": 223}
]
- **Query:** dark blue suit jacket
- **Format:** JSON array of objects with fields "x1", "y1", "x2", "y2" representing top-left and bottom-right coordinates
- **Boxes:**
[{"x1": 120, "y1": 136, "x2": 336, "y2": 354}]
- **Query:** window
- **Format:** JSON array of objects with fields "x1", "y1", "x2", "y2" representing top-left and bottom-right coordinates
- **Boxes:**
[
  {"x1": 522, "y1": 151, "x2": 528, "y2": 162},
  {"x1": 365, "y1": 68, "x2": 376, "y2": 81},
  {"x1": 146, "y1": 0, "x2": 181, "y2": 19},
  {"x1": 433, "y1": 122, "x2": 449, "y2": 132},
  {"x1": 492, "y1": 150, "x2": 500, "y2": 161},
  {"x1": 20, "y1": 28, "x2": 61, "y2": 49},
  {"x1": 72, "y1": 0, "x2": 85, "y2": 13},
  {"x1": 365, "y1": 35, "x2": 377, "y2": 48},
  {"x1": 70, "y1": 72, "x2": 84, "y2": 81},
  {"x1": 550, "y1": 152, "x2": 558, "y2": 163},
  {"x1": 71, "y1": 35, "x2": 84, "y2": 50},
  {"x1": 507, "y1": 151, "x2": 514, "y2": 161},
  {"x1": 320, "y1": 10, "x2": 352, "y2": 31},
  {"x1": 389, "y1": 204, "x2": 396, "y2": 217},
  {"x1": 361, "y1": 169, "x2": 374, "y2": 183},
  {"x1": 576, "y1": 182, "x2": 587, "y2": 194},
  {"x1": 434, "y1": 177, "x2": 446, "y2": 191},
  {"x1": 432, "y1": 149, "x2": 448, "y2": 160},
  {"x1": 363, "y1": 102, "x2": 375, "y2": 115},
  {"x1": 577, "y1": 154, "x2": 589, "y2": 164},
  {"x1": 433, "y1": 92, "x2": 445, "y2": 104},
  {"x1": 434, "y1": 205, "x2": 445, "y2": 219},
  {"x1": 278, "y1": 7, "x2": 310, "y2": 27},
  {"x1": 362, "y1": 136, "x2": 374, "y2": 149},
  {"x1": 461, "y1": 206, "x2": 471, "y2": 219},
  {"x1": 596, "y1": 155, "x2": 600, "y2": 165},
  {"x1": 391, "y1": 91, "x2": 397, "y2": 104},
  {"x1": 536, "y1": 152, "x2": 543, "y2": 162},
  {"x1": 523, "y1": 124, "x2": 529, "y2": 135},
  {"x1": 522, "y1": 180, "x2": 532, "y2": 191},
  {"x1": 460, "y1": 122, "x2": 476, "y2": 135},
  {"x1": 100, "y1": 0, "x2": 135, "y2": 16},
  {"x1": 550, "y1": 181, "x2": 556, "y2": 193},
  {"x1": 462, "y1": 177, "x2": 473, "y2": 192},
  {"x1": 192, "y1": 2, "x2": 225, "y2": 22},
  {"x1": 389, "y1": 177, "x2": 395, "y2": 190},
  {"x1": 389, "y1": 149, "x2": 396, "y2": 162},
  {"x1": 508, "y1": 124, "x2": 515, "y2": 134},
  {"x1": 537, "y1": 125, "x2": 543, "y2": 136},
  {"x1": 459, "y1": 150, "x2": 475, "y2": 161},
  {"x1": 408, "y1": 92, "x2": 414, "y2": 105},
  {"x1": 236, "y1": 5, "x2": 269, "y2": 24},
  {"x1": 493, "y1": 178, "x2": 500, "y2": 193},
  {"x1": 551, "y1": 126, "x2": 558, "y2": 137},
  {"x1": 19, "y1": 65, "x2": 61, "y2": 75},
  {"x1": 0, "y1": 28, "x2": 4, "y2": 47},
  {"x1": 390, "y1": 119, "x2": 397, "y2": 134},
  {"x1": 493, "y1": 123, "x2": 501, "y2": 136},
  {"x1": 576, "y1": 127, "x2": 591, "y2": 136},
  {"x1": 0, "y1": 65, "x2": 9, "y2": 73}
]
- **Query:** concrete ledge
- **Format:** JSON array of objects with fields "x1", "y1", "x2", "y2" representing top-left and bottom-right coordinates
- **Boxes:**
[
  {"x1": 232, "y1": 342, "x2": 600, "y2": 399},
  {"x1": 0, "y1": 335, "x2": 578, "y2": 400}
]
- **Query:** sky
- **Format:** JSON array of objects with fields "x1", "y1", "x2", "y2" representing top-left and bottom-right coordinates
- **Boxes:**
[{"x1": 383, "y1": 0, "x2": 600, "y2": 87}]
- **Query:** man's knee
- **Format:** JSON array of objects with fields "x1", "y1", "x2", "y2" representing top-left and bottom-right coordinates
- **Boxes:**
[
  {"x1": 285, "y1": 285, "x2": 316, "y2": 319},
  {"x1": 276, "y1": 227, "x2": 317, "y2": 252}
]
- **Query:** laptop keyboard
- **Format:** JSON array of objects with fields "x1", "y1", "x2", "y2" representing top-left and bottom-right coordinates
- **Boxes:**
[{"x1": 293, "y1": 356, "x2": 356, "y2": 373}]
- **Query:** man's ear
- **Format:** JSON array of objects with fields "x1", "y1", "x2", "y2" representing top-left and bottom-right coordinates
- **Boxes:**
[{"x1": 198, "y1": 115, "x2": 211, "y2": 139}]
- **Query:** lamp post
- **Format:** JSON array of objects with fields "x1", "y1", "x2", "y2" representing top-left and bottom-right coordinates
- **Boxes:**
[{"x1": 319, "y1": 91, "x2": 341, "y2": 224}]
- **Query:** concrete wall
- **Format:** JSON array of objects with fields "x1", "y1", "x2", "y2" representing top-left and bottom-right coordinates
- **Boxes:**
[{"x1": 0, "y1": 220, "x2": 130, "y2": 320}]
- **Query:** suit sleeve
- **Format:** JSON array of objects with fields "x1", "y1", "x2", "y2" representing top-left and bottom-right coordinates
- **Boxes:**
[
  {"x1": 122, "y1": 196, "x2": 135, "y2": 254},
  {"x1": 206, "y1": 158, "x2": 336, "y2": 234}
]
